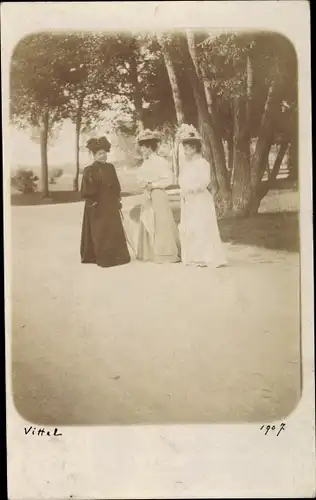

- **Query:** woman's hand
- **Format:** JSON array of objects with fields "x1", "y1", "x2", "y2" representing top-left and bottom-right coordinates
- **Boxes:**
[{"x1": 188, "y1": 187, "x2": 204, "y2": 195}]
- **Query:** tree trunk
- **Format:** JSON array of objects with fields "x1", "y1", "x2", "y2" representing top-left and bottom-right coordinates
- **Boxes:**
[
  {"x1": 186, "y1": 31, "x2": 226, "y2": 171},
  {"x1": 74, "y1": 95, "x2": 84, "y2": 192},
  {"x1": 186, "y1": 30, "x2": 201, "y2": 77},
  {"x1": 247, "y1": 78, "x2": 280, "y2": 215},
  {"x1": 248, "y1": 139, "x2": 272, "y2": 216},
  {"x1": 287, "y1": 140, "x2": 298, "y2": 182},
  {"x1": 259, "y1": 141, "x2": 288, "y2": 199},
  {"x1": 251, "y1": 80, "x2": 279, "y2": 190},
  {"x1": 231, "y1": 95, "x2": 252, "y2": 216},
  {"x1": 157, "y1": 36, "x2": 185, "y2": 183},
  {"x1": 231, "y1": 150, "x2": 251, "y2": 216},
  {"x1": 130, "y1": 44, "x2": 144, "y2": 132},
  {"x1": 250, "y1": 141, "x2": 288, "y2": 213},
  {"x1": 227, "y1": 133, "x2": 234, "y2": 182},
  {"x1": 40, "y1": 109, "x2": 49, "y2": 198},
  {"x1": 158, "y1": 38, "x2": 185, "y2": 125},
  {"x1": 172, "y1": 129, "x2": 181, "y2": 184},
  {"x1": 226, "y1": 50, "x2": 255, "y2": 216},
  {"x1": 180, "y1": 34, "x2": 230, "y2": 214},
  {"x1": 186, "y1": 30, "x2": 214, "y2": 116},
  {"x1": 201, "y1": 73, "x2": 214, "y2": 116},
  {"x1": 185, "y1": 30, "x2": 217, "y2": 183},
  {"x1": 246, "y1": 55, "x2": 253, "y2": 125},
  {"x1": 198, "y1": 115, "x2": 218, "y2": 194}
]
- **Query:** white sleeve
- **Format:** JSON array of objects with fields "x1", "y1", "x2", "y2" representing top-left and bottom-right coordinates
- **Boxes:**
[
  {"x1": 151, "y1": 158, "x2": 173, "y2": 189},
  {"x1": 136, "y1": 166, "x2": 148, "y2": 190},
  {"x1": 186, "y1": 159, "x2": 211, "y2": 193}
]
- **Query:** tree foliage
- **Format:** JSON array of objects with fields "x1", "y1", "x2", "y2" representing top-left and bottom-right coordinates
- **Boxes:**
[
  {"x1": 10, "y1": 30, "x2": 298, "y2": 211},
  {"x1": 10, "y1": 33, "x2": 69, "y2": 127}
]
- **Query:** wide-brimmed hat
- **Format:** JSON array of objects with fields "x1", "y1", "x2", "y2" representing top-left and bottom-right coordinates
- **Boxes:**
[
  {"x1": 178, "y1": 124, "x2": 202, "y2": 142},
  {"x1": 86, "y1": 136, "x2": 111, "y2": 153},
  {"x1": 136, "y1": 129, "x2": 161, "y2": 144}
]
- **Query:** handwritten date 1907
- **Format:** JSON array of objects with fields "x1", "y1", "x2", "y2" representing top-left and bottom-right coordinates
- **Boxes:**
[
  {"x1": 24, "y1": 426, "x2": 62, "y2": 437},
  {"x1": 260, "y1": 423, "x2": 286, "y2": 436}
]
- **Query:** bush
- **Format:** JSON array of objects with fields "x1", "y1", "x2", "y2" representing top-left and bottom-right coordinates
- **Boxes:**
[
  {"x1": 11, "y1": 169, "x2": 39, "y2": 194},
  {"x1": 49, "y1": 167, "x2": 63, "y2": 185}
]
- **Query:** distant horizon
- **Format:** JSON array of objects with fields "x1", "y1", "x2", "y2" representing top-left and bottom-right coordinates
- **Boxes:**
[{"x1": 10, "y1": 118, "x2": 140, "y2": 172}]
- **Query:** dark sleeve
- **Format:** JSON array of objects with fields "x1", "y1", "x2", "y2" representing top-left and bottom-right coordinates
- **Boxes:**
[
  {"x1": 109, "y1": 164, "x2": 121, "y2": 198},
  {"x1": 80, "y1": 167, "x2": 99, "y2": 201}
]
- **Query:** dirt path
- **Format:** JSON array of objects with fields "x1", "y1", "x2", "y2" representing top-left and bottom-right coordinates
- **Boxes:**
[{"x1": 10, "y1": 196, "x2": 301, "y2": 425}]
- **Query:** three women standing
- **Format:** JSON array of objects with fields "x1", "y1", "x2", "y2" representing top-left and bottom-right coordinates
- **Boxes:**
[
  {"x1": 80, "y1": 136, "x2": 131, "y2": 268},
  {"x1": 80, "y1": 127, "x2": 226, "y2": 270},
  {"x1": 135, "y1": 130, "x2": 180, "y2": 264}
]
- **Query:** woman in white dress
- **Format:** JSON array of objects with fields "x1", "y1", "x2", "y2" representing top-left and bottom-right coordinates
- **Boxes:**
[
  {"x1": 178, "y1": 126, "x2": 227, "y2": 268},
  {"x1": 136, "y1": 129, "x2": 180, "y2": 263}
]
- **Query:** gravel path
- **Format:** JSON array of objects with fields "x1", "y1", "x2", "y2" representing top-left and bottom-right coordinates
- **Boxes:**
[{"x1": 10, "y1": 195, "x2": 301, "y2": 425}]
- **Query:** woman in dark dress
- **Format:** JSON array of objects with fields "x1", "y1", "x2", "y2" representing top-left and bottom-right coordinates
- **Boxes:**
[{"x1": 80, "y1": 136, "x2": 131, "y2": 268}]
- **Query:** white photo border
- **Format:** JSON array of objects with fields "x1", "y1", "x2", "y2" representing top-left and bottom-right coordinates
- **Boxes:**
[{"x1": 3, "y1": 2, "x2": 314, "y2": 498}]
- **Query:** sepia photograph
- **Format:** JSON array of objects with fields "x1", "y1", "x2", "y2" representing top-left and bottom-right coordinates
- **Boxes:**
[
  {"x1": 3, "y1": 2, "x2": 314, "y2": 499},
  {"x1": 9, "y1": 27, "x2": 301, "y2": 426}
]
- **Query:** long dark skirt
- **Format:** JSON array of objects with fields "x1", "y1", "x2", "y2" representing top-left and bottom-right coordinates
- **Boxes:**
[{"x1": 80, "y1": 201, "x2": 131, "y2": 268}]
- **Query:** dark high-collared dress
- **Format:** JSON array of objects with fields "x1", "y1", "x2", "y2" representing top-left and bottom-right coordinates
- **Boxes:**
[{"x1": 80, "y1": 161, "x2": 131, "y2": 268}]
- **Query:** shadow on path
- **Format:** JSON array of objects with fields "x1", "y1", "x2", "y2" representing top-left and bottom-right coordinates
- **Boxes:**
[
  {"x1": 11, "y1": 190, "x2": 137, "y2": 206},
  {"x1": 12, "y1": 189, "x2": 299, "y2": 253},
  {"x1": 219, "y1": 211, "x2": 299, "y2": 253}
]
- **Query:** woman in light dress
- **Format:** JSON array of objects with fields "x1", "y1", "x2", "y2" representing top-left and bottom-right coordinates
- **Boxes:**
[
  {"x1": 178, "y1": 125, "x2": 227, "y2": 268},
  {"x1": 136, "y1": 129, "x2": 180, "y2": 263}
]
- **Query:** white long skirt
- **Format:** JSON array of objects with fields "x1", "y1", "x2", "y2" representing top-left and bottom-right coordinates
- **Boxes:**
[
  {"x1": 137, "y1": 189, "x2": 180, "y2": 263},
  {"x1": 179, "y1": 190, "x2": 227, "y2": 267}
]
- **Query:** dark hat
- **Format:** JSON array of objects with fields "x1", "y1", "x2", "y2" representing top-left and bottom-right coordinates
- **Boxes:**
[{"x1": 86, "y1": 136, "x2": 111, "y2": 154}]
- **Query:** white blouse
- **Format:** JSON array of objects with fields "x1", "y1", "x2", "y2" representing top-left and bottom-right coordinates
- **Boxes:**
[
  {"x1": 137, "y1": 153, "x2": 173, "y2": 190},
  {"x1": 179, "y1": 156, "x2": 211, "y2": 195}
]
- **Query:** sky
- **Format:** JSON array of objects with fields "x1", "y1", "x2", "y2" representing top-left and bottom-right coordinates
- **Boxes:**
[
  {"x1": 10, "y1": 95, "x2": 140, "y2": 172},
  {"x1": 11, "y1": 120, "x2": 85, "y2": 170},
  {"x1": 10, "y1": 119, "x2": 136, "y2": 172}
]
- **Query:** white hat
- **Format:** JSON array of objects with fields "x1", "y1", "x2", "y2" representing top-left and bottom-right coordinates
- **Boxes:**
[
  {"x1": 178, "y1": 124, "x2": 202, "y2": 142},
  {"x1": 136, "y1": 129, "x2": 161, "y2": 143}
]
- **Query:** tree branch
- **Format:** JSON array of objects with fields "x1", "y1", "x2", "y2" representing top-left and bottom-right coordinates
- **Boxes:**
[{"x1": 258, "y1": 141, "x2": 288, "y2": 200}]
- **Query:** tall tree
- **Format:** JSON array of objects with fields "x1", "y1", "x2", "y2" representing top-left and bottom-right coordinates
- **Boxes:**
[
  {"x1": 176, "y1": 33, "x2": 231, "y2": 214},
  {"x1": 106, "y1": 34, "x2": 147, "y2": 133},
  {"x1": 192, "y1": 31, "x2": 297, "y2": 215},
  {"x1": 129, "y1": 39, "x2": 144, "y2": 132},
  {"x1": 157, "y1": 34, "x2": 185, "y2": 181},
  {"x1": 230, "y1": 42, "x2": 253, "y2": 215},
  {"x1": 10, "y1": 34, "x2": 70, "y2": 197},
  {"x1": 54, "y1": 33, "x2": 117, "y2": 191},
  {"x1": 157, "y1": 35, "x2": 185, "y2": 125}
]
